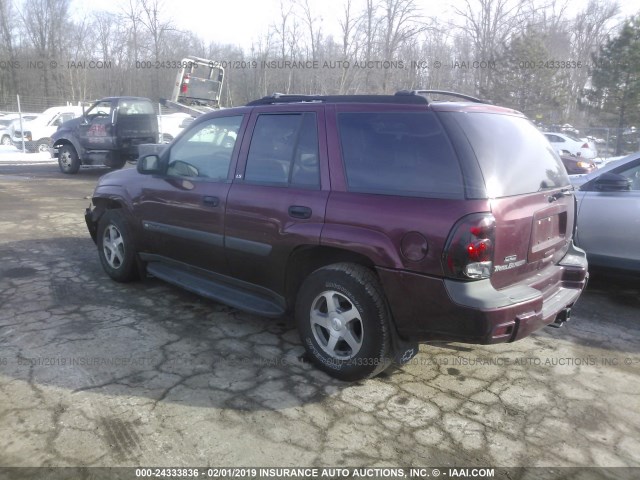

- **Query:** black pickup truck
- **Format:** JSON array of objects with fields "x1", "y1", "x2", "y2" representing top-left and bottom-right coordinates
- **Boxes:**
[{"x1": 52, "y1": 97, "x2": 158, "y2": 174}]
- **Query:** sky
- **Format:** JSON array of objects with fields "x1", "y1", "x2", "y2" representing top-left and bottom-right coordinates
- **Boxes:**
[
  {"x1": 81, "y1": 0, "x2": 639, "y2": 52},
  {"x1": 154, "y1": 0, "x2": 640, "y2": 50}
]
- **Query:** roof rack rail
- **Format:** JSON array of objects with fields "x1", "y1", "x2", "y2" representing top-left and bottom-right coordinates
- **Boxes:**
[
  {"x1": 246, "y1": 93, "x2": 428, "y2": 106},
  {"x1": 395, "y1": 90, "x2": 486, "y2": 104}
]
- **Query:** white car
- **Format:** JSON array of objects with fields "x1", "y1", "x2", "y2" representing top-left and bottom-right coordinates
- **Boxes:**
[
  {"x1": 0, "y1": 118, "x2": 14, "y2": 145},
  {"x1": 544, "y1": 132, "x2": 597, "y2": 159},
  {"x1": 0, "y1": 114, "x2": 38, "y2": 145},
  {"x1": 12, "y1": 106, "x2": 83, "y2": 152}
]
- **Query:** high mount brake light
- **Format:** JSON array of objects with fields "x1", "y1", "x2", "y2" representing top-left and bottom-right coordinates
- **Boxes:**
[{"x1": 443, "y1": 213, "x2": 496, "y2": 280}]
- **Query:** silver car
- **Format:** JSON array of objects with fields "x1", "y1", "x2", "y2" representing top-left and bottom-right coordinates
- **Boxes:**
[{"x1": 571, "y1": 152, "x2": 640, "y2": 272}]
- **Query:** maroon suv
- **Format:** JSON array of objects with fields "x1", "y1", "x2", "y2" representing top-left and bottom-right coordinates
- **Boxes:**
[{"x1": 85, "y1": 90, "x2": 588, "y2": 381}]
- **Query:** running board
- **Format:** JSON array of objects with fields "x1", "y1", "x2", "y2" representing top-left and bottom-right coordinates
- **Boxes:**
[{"x1": 145, "y1": 261, "x2": 285, "y2": 318}]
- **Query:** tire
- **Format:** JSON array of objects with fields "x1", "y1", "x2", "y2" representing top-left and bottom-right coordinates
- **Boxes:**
[
  {"x1": 58, "y1": 144, "x2": 80, "y2": 174},
  {"x1": 96, "y1": 209, "x2": 138, "y2": 282},
  {"x1": 106, "y1": 158, "x2": 127, "y2": 170},
  {"x1": 295, "y1": 263, "x2": 392, "y2": 381},
  {"x1": 36, "y1": 139, "x2": 52, "y2": 154},
  {"x1": 1, "y1": 135, "x2": 10, "y2": 146}
]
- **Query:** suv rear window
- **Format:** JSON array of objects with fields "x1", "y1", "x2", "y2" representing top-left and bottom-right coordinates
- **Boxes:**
[
  {"x1": 337, "y1": 112, "x2": 463, "y2": 198},
  {"x1": 449, "y1": 112, "x2": 569, "y2": 198}
]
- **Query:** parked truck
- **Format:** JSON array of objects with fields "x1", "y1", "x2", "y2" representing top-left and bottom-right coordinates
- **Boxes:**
[
  {"x1": 160, "y1": 56, "x2": 225, "y2": 117},
  {"x1": 52, "y1": 97, "x2": 158, "y2": 174}
]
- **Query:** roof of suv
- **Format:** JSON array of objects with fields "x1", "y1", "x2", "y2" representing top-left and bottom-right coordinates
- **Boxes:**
[{"x1": 244, "y1": 90, "x2": 524, "y2": 116}]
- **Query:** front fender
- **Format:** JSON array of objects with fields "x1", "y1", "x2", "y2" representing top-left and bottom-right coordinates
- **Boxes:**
[
  {"x1": 87, "y1": 188, "x2": 139, "y2": 244},
  {"x1": 51, "y1": 131, "x2": 83, "y2": 158}
]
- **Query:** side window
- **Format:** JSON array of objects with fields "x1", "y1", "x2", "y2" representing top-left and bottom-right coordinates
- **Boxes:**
[
  {"x1": 619, "y1": 163, "x2": 640, "y2": 191},
  {"x1": 337, "y1": 112, "x2": 463, "y2": 198},
  {"x1": 86, "y1": 101, "x2": 112, "y2": 118},
  {"x1": 245, "y1": 113, "x2": 320, "y2": 187},
  {"x1": 55, "y1": 112, "x2": 76, "y2": 126},
  {"x1": 167, "y1": 115, "x2": 242, "y2": 180}
]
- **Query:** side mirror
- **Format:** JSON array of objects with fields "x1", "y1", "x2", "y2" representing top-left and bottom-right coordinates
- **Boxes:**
[
  {"x1": 137, "y1": 154, "x2": 161, "y2": 175},
  {"x1": 594, "y1": 172, "x2": 631, "y2": 192}
]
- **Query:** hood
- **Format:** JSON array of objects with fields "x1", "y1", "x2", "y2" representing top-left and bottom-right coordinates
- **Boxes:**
[{"x1": 98, "y1": 166, "x2": 140, "y2": 187}]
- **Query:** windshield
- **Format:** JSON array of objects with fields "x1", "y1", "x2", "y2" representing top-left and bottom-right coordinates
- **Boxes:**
[{"x1": 449, "y1": 112, "x2": 570, "y2": 198}]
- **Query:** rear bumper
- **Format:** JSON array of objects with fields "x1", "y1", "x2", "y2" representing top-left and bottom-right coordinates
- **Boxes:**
[{"x1": 378, "y1": 242, "x2": 588, "y2": 344}]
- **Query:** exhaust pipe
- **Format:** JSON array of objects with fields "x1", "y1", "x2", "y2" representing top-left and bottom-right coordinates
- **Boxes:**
[{"x1": 548, "y1": 308, "x2": 571, "y2": 328}]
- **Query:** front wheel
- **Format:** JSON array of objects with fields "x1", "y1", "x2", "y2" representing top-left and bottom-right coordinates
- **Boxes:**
[
  {"x1": 1, "y1": 135, "x2": 10, "y2": 146},
  {"x1": 106, "y1": 158, "x2": 127, "y2": 170},
  {"x1": 58, "y1": 144, "x2": 80, "y2": 174},
  {"x1": 36, "y1": 139, "x2": 52, "y2": 154},
  {"x1": 96, "y1": 209, "x2": 138, "y2": 282},
  {"x1": 295, "y1": 263, "x2": 392, "y2": 381}
]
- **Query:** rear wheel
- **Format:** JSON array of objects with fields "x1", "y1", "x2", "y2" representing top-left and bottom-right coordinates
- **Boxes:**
[
  {"x1": 96, "y1": 209, "x2": 138, "y2": 282},
  {"x1": 1, "y1": 135, "x2": 10, "y2": 146},
  {"x1": 295, "y1": 263, "x2": 392, "y2": 381},
  {"x1": 58, "y1": 144, "x2": 80, "y2": 174}
]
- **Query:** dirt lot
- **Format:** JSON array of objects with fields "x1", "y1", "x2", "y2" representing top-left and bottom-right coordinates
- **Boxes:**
[{"x1": 0, "y1": 161, "x2": 639, "y2": 476}]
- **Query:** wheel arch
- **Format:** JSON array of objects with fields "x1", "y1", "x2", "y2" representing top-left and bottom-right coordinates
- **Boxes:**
[
  {"x1": 87, "y1": 196, "x2": 130, "y2": 242},
  {"x1": 52, "y1": 134, "x2": 83, "y2": 160},
  {"x1": 284, "y1": 245, "x2": 377, "y2": 310},
  {"x1": 285, "y1": 245, "x2": 419, "y2": 366}
]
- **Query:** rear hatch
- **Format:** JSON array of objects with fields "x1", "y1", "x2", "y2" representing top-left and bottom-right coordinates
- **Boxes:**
[{"x1": 441, "y1": 110, "x2": 574, "y2": 289}]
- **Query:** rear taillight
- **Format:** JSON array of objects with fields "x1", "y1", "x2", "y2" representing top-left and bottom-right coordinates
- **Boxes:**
[
  {"x1": 581, "y1": 143, "x2": 589, "y2": 149},
  {"x1": 443, "y1": 213, "x2": 496, "y2": 280},
  {"x1": 180, "y1": 73, "x2": 190, "y2": 94}
]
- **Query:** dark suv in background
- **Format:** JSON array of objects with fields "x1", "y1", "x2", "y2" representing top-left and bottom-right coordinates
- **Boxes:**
[{"x1": 85, "y1": 90, "x2": 588, "y2": 381}]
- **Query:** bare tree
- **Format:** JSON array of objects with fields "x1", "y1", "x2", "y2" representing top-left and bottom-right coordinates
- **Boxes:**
[
  {"x1": 297, "y1": 0, "x2": 322, "y2": 60},
  {"x1": 380, "y1": 0, "x2": 428, "y2": 92},
  {"x1": 0, "y1": 0, "x2": 19, "y2": 96},
  {"x1": 338, "y1": 0, "x2": 360, "y2": 93},
  {"x1": 359, "y1": 0, "x2": 381, "y2": 91},
  {"x1": 20, "y1": 0, "x2": 72, "y2": 102},
  {"x1": 568, "y1": 0, "x2": 620, "y2": 120},
  {"x1": 453, "y1": 0, "x2": 528, "y2": 95},
  {"x1": 139, "y1": 0, "x2": 175, "y2": 98}
]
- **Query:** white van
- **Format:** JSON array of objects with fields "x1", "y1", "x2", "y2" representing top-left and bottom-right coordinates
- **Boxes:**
[{"x1": 12, "y1": 106, "x2": 84, "y2": 153}]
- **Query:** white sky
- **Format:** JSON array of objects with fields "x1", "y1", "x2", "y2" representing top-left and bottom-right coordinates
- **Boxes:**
[{"x1": 77, "y1": 0, "x2": 639, "y2": 51}]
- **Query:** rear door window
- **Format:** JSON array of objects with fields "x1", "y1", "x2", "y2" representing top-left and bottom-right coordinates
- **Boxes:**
[
  {"x1": 244, "y1": 113, "x2": 320, "y2": 188},
  {"x1": 337, "y1": 112, "x2": 463, "y2": 198},
  {"x1": 449, "y1": 112, "x2": 569, "y2": 198}
]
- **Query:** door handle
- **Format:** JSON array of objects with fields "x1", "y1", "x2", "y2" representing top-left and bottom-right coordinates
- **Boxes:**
[
  {"x1": 203, "y1": 196, "x2": 219, "y2": 207},
  {"x1": 288, "y1": 205, "x2": 312, "y2": 219}
]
